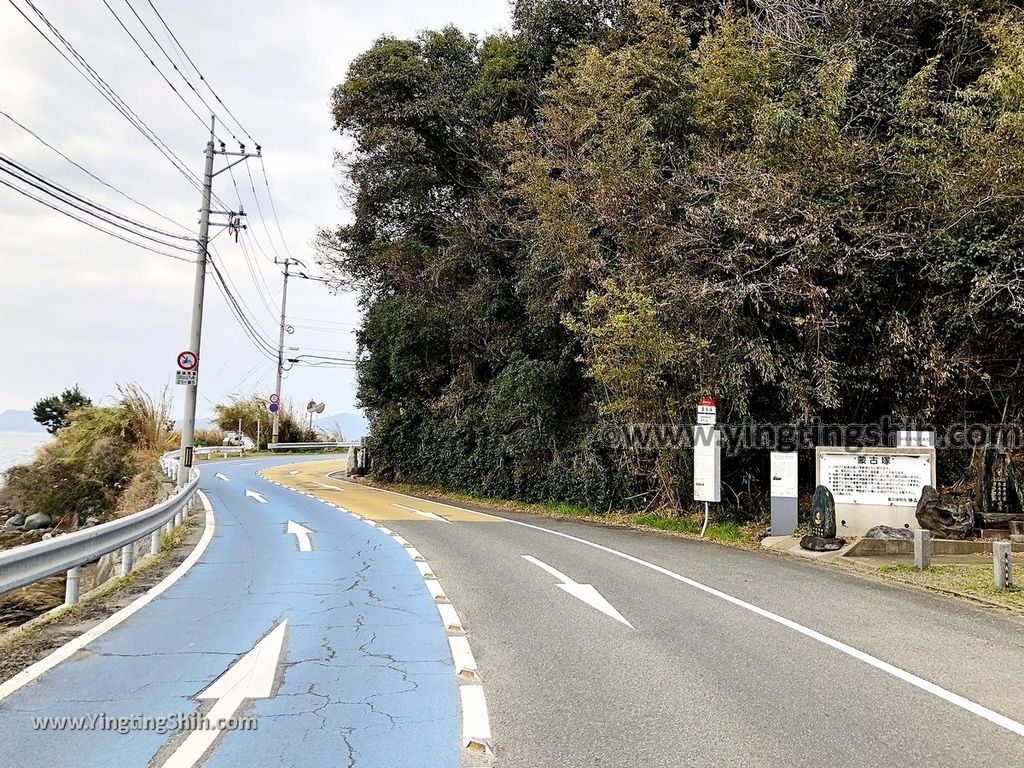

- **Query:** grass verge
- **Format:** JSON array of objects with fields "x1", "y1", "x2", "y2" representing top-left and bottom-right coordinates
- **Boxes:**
[
  {"x1": 383, "y1": 481, "x2": 759, "y2": 545},
  {"x1": 877, "y1": 564, "x2": 1024, "y2": 612}
]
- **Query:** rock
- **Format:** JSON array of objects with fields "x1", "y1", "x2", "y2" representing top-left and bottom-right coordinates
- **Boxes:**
[
  {"x1": 864, "y1": 525, "x2": 913, "y2": 540},
  {"x1": 22, "y1": 512, "x2": 52, "y2": 531},
  {"x1": 799, "y1": 535, "x2": 847, "y2": 552},
  {"x1": 915, "y1": 486, "x2": 973, "y2": 539},
  {"x1": 41, "y1": 532, "x2": 53, "y2": 540},
  {"x1": 4, "y1": 514, "x2": 25, "y2": 530},
  {"x1": 85, "y1": 516, "x2": 101, "y2": 527},
  {"x1": 810, "y1": 485, "x2": 837, "y2": 539}
]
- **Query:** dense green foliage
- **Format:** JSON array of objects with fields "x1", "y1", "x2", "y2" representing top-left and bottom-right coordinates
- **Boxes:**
[
  {"x1": 320, "y1": 0, "x2": 1024, "y2": 516},
  {"x1": 32, "y1": 385, "x2": 92, "y2": 435}
]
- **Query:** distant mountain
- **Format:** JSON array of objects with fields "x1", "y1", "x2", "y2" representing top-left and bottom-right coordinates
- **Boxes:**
[
  {"x1": 0, "y1": 409, "x2": 45, "y2": 433},
  {"x1": 315, "y1": 412, "x2": 369, "y2": 440}
]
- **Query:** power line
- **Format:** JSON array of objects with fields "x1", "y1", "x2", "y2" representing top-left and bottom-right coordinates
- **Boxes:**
[
  {"x1": 0, "y1": 176, "x2": 193, "y2": 263},
  {"x1": 258, "y1": 156, "x2": 294, "y2": 260},
  {"x1": 0, "y1": 160, "x2": 197, "y2": 253},
  {"x1": 145, "y1": 0, "x2": 257, "y2": 145},
  {"x1": 0, "y1": 109, "x2": 193, "y2": 234},
  {"x1": 117, "y1": 0, "x2": 242, "y2": 145},
  {"x1": 208, "y1": 254, "x2": 279, "y2": 360},
  {"x1": 0, "y1": 154, "x2": 195, "y2": 243},
  {"x1": 100, "y1": 0, "x2": 217, "y2": 138},
  {"x1": 244, "y1": 160, "x2": 285, "y2": 262},
  {"x1": 11, "y1": 0, "x2": 209, "y2": 199}
]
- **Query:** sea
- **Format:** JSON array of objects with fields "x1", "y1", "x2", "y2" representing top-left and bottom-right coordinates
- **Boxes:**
[{"x1": 0, "y1": 432, "x2": 50, "y2": 486}]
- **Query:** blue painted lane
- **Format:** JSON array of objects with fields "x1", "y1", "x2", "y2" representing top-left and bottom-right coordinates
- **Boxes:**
[{"x1": 0, "y1": 457, "x2": 460, "y2": 768}]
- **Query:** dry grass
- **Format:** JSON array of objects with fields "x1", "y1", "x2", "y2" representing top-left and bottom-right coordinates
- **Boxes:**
[
  {"x1": 117, "y1": 383, "x2": 175, "y2": 452},
  {"x1": 113, "y1": 470, "x2": 161, "y2": 517},
  {"x1": 879, "y1": 563, "x2": 1024, "y2": 612}
]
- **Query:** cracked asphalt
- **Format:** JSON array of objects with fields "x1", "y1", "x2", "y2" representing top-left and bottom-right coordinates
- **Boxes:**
[
  {"x1": 6, "y1": 454, "x2": 1024, "y2": 768},
  {"x1": 268, "y1": 460, "x2": 1024, "y2": 768},
  {"x1": 0, "y1": 456, "x2": 460, "y2": 768}
]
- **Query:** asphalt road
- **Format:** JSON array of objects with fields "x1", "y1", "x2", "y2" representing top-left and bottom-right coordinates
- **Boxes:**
[
  {"x1": 2, "y1": 455, "x2": 1023, "y2": 768},
  {"x1": 266, "y1": 459, "x2": 1024, "y2": 768},
  {"x1": 0, "y1": 456, "x2": 461, "y2": 768}
]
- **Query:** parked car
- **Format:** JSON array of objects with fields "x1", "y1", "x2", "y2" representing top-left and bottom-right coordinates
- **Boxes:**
[{"x1": 222, "y1": 432, "x2": 255, "y2": 450}]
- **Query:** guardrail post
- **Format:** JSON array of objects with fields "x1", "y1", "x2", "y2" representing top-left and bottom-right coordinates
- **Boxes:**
[
  {"x1": 120, "y1": 543, "x2": 134, "y2": 575},
  {"x1": 64, "y1": 566, "x2": 81, "y2": 606},
  {"x1": 913, "y1": 530, "x2": 932, "y2": 570},
  {"x1": 993, "y1": 541, "x2": 1013, "y2": 590},
  {"x1": 151, "y1": 529, "x2": 161, "y2": 555}
]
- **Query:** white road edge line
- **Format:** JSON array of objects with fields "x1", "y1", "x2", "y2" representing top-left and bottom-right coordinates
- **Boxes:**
[
  {"x1": 337, "y1": 477, "x2": 1024, "y2": 739},
  {"x1": 0, "y1": 491, "x2": 217, "y2": 702},
  {"x1": 514, "y1": 520, "x2": 1023, "y2": 737},
  {"x1": 269, "y1": 464, "x2": 495, "y2": 753}
]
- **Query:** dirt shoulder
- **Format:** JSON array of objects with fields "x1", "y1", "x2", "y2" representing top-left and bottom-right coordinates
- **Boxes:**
[{"x1": 0, "y1": 510, "x2": 207, "y2": 685}]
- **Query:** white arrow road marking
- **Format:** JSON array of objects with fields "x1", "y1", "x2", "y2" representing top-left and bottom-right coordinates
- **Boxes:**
[
  {"x1": 286, "y1": 520, "x2": 314, "y2": 552},
  {"x1": 160, "y1": 621, "x2": 288, "y2": 768},
  {"x1": 392, "y1": 503, "x2": 451, "y2": 523},
  {"x1": 245, "y1": 490, "x2": 267, "y2": 503},
  {"x1": 309, "y1": 480, "x2": 345, "y2": 491},
  {"x1": 214, "y1": 473, "x2": 229, "y2": 481},
  {"x1": 522, "y1": 555, "x2": 634, "y2": 629}
]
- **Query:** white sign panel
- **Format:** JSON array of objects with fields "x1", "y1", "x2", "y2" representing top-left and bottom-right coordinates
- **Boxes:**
[
  {"x1": 770, "y1": 452, "x2": 798, "y2": 499},
  {"x1": 176, "y1": 370, "x2": 198, "y2": 386},
  {"x1": 896, "y1": 430, "x2": 934, "y2": 448},
  {"x1": 819, "y1": 450, "x2": 932, "y2": 507},
  {"x1": 693, "y1": 426, "x2": 721, "y2": 503}
]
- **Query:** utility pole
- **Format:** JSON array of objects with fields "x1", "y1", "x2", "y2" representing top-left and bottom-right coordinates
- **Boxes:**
[
  {"x1": 176, "y1": 117, "x2": 259, "y2": 487},
  {"x1": 271, "y1": 257, "x2": 302, "y2": 444},
  {"x1": 177, "y1": 120, "x2": 215, "y2": 487}
]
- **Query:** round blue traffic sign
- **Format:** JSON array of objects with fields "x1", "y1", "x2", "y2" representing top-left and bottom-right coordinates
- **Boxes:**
[{"x1": 268, "y1": 402, "x2": 279, "y2": 413}]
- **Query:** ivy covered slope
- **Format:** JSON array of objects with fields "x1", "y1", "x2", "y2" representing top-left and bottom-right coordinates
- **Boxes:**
[{"x1": 318, "y1": 0, "x2": 1024, "y2": 517}]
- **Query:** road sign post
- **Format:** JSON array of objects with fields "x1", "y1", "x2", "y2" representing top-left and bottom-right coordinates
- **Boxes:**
[{"x1": 693, "y1": 397, "x2": 720, "y2": 537}]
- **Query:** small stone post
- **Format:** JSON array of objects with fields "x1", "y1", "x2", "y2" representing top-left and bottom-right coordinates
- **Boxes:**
[
  {"x1": 913, "y1": 530, "x2": 932, "y2": 570},
  {"x1": 993, "y1": 541, "x2": 1013, "y2": 590},
  {"x1": 120, "y1": 543, "x2": 134, "y2": 576},
  {"x1": 64, "y1": 566, "x2": 81, "y2": 606}
]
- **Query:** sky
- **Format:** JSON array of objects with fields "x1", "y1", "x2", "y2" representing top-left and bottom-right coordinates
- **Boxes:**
[{"x1": 0, "y1": 0, "x2": 512, "y2": 418}]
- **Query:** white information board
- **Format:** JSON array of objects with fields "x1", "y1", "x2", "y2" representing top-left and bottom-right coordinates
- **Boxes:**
[
  {"x1": 819, "y1": 450, "x2": 932, "y2": 507},
  {"x1": 770, "y1": 452, "x2": 798, "y2": 499},
  {"x1": 693, "y1": 426, "x2": 721, "y2": 503}
]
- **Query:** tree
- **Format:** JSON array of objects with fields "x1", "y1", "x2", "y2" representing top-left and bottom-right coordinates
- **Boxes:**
[
  {"x1": 213, "y1": 395, "x2": 302, "y2": 448},
  {"x1": 321, "y1": 0, "x2": 1024, "y2": 517},
  {"x1": 32, "y1": 385, "x2": 92, "y2": 434}
]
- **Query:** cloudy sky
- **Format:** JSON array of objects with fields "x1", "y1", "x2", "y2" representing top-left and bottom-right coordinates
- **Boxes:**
[{"x1": 0, "y1": 0, "x2": 511, "y2": 419}]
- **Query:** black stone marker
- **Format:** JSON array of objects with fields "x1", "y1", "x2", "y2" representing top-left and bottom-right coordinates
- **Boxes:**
[
  {"x1": 810, "y1": 484, "x2": 836, "y2": 538},
  {"x1": 800, "y1": 485, "x2": 846, "y2": 551}
]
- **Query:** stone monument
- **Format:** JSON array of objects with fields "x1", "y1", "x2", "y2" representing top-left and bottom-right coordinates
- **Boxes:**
[
  {"x1": 800, "y1": 485, "x2": 846, "y2": 551},
  {"x1": 976, "y1": 447, "x2": 1022, "y2": 528}
]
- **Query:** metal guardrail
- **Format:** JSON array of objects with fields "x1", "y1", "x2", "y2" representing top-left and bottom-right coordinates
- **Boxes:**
[
  {"x1": 0, "y1": 455, "x2": 200, "y2": 605},
  {"x1": 194, "y1": 445, "x2": 244, "y2": 458},
  {"x1": 266, "y1": 441, "x2": 359, "y2": 451}
]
